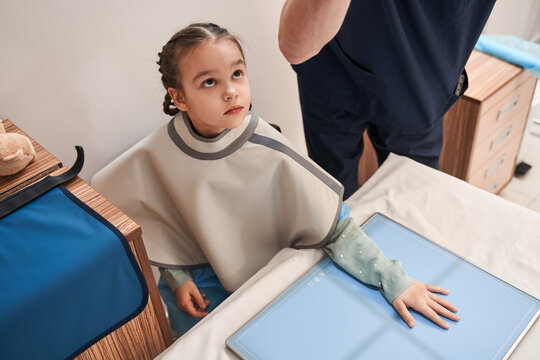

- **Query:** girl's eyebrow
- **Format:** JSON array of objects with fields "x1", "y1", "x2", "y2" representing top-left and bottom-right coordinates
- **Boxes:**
[
  {"x1": 231, "y1": 59, "x2": 245, "y2": 68},
  {"x1": 192, "y1": 59, "x2": 245, "y2": 83},
  {"x1": 192, "y1": 70, "x2": 213, "y2": 83}
]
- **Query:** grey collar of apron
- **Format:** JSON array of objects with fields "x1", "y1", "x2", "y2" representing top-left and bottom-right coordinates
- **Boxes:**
[{"x1": 167, "y1": 111, "x2": 259, "y2": 160}]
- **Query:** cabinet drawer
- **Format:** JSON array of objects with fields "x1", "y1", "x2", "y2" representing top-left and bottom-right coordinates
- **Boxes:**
[
  {"x1": 467, "y1": 136, "x2": 521, "y2": 193},
  {"x1": 474, "y1": 74, "x2": 536, "y2": 146},
  {"x1": 468, "y1": 106, "x2": 528, "y2": 173}
]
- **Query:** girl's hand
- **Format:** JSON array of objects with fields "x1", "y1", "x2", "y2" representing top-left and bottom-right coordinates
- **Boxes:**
[
  {"x1": 174, "y1": 280, "x2": 210, "y2": 317},
  {"x1": 392, "y1": 280, "x2": 460, "y2": 329}
]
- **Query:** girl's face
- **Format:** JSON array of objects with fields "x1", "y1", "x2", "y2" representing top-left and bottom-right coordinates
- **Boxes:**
[{"x1": 169, "y1": 39, "x2": 251, "y2": 138}]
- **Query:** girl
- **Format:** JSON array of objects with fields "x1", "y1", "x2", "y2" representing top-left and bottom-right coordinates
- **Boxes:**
[{"x1": 92, "y1": 23, "x2": 459, "y2": 338}]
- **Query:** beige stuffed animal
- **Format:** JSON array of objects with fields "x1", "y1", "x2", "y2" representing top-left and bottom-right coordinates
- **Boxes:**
[{"x1": 0, "y1": 121, "x2": 37, "y2": 176}]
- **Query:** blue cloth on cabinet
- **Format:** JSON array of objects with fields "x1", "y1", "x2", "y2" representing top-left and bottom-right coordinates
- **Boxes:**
[{"x1": 0, "y1": 148, "x2": 148, "y2": 360}]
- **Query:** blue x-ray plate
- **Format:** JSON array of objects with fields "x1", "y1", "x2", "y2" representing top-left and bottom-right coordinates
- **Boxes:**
[{"x1": 226, "y1": 213, "x2": 540, "y2": 360}]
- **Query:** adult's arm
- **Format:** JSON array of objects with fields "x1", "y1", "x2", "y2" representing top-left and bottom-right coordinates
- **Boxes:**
[{"x1": 278, "y1": 0, "x2": 351, "y2": 64}]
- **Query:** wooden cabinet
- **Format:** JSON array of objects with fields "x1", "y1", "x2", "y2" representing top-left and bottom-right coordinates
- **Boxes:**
[
  {"x1": 65, "y1": 176, "x2": 173, "y2": 359},
  {"x1": 0, "y1": 120, "x2": 173, "y2": 359},
  {"x1": 440, "y1": 50, "x2": 537, "y2": 193}
]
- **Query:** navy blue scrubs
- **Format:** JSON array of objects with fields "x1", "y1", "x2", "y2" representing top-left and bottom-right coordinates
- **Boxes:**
[{"x1": 293, "y1": 0, "x2": 495, "y2": 199}]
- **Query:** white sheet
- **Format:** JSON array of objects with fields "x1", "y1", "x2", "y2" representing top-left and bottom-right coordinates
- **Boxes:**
[{"x1": 156, "y1": 154, "x2": 540, "y2": 359}]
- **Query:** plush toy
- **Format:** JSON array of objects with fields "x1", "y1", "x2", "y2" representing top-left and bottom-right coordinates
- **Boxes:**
[{"x1": 0, "y1": 121, "x2": 37, "y2": 176}]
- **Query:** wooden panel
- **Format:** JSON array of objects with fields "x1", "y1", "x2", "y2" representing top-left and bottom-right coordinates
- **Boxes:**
[
  {"x1": 478, "y1": 70, "x2": 536, "y2": 117},
  {"x1": 357, "y1": 131, "x2": 379, "y2": 187},
  {"x1": 468, "y1": 106, "x2": 529, "y2": 175},
  {"x1": 473, "y1": 75, "x2": 536, "y2": 146},
  {"x1": 76, "y1": 241, "x2": 167, "y2": 360},
  {"x1": 463, "y1": 50, "x2": 523, "y2": 102},
  {"x1": 59, "y1": 175, "x2": 173, "y2": 359},
  {"x1": 439, "y1": 97, "x2": 481, "y2": 179},
  {"x1": 0, "y1": 119, "x2": 62, "y2": 200},
  {"x1": 64, "y1": 176, "x2": 141, "y2": 238},
  {"x1": 467, "y1": 135, "x2": 522, "y2": 192}
]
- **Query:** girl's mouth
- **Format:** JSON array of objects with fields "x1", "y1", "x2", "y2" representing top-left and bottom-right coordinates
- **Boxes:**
[{"x1": 225, "y1": 106, "x2": 243, "y2": 115}]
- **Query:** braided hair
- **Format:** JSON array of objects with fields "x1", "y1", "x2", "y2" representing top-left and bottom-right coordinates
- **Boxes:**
[{"x1": 157, "y1": 23, "x2": 245, "y2": 116}]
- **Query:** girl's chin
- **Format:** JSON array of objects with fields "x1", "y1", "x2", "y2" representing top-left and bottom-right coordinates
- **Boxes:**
[
  {"x1": 227, "y1": 119, "x2": 245, "y2": 130},
  {"x1": 227, "y1": 111, "x2": 248, "y2": 126}
]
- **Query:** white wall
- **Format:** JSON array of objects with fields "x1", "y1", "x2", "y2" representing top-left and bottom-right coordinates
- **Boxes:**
[
  {"x1": 1, "y1": 1, "x2": 537, "y2": 182},
  {"x1": 483, "y1": 0, "x2": 540, "y2": 41},
  {"x1": 0, "y1": 0, "x2": 304, "y2": 181}
]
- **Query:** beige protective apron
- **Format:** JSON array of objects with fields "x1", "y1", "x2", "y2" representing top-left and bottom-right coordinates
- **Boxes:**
[{"x1": 92, "y1": 112, "x2": 343, "y2": 291}]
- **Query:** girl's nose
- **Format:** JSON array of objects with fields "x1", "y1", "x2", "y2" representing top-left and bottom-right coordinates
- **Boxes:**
[{"x1": 224, "y1": 85, "x2": 239, "y2": 101}]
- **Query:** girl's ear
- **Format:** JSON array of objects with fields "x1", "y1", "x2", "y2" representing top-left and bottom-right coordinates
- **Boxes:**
[{"x1": 168, "y1": 88, "x2": 189, "y2": 112}]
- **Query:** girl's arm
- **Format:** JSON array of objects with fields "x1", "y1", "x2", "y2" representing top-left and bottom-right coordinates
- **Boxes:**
[
  {"x1": 324, "y1": 218, "x2": 460, "y2": 329},
  {"x1": 159, "y1": 268, "x2": 209, "y2": 317},
  {"x1": 159, "y1": 267, "x2": 193, "y2": 290},
  {"x1": 278, "y1": 0, "x2": 351, "y2": 64}
]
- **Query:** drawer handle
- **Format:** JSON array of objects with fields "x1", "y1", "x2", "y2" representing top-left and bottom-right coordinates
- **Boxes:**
[
  {"x1": 491, "y1": 125, "x2": 512, "y2": 151},
  {"x1": 497, "y1": 95, "x2": 520, "y2": 121},
  {"x1": 487, "y1": 181, "x2": 499, "y2": 193},
  {"x1": 485, "y1": 154, "x2": 505, "y2": 179}
]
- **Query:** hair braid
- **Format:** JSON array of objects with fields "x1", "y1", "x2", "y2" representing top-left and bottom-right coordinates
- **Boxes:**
[{"x1": 157, "y1": 43, "x2": 181, "y2": 116}]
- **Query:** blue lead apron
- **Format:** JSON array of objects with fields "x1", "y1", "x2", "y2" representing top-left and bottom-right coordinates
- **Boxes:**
[{"x1": 0, "y1": 147, "x2": 148, "y2": 360}]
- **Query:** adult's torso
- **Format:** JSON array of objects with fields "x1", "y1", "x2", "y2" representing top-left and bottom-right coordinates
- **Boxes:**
[{"x1": 293, "y1": 0, "x2": 495, "y2": 133}]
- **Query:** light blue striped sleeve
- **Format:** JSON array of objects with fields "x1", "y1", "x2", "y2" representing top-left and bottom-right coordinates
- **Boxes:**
[
  {"x1": 323, "y1": 218, "x2": 414, "y2": 303},
  {"x1": 159, "y1": 267, "x2": 193, "y2": 292}
]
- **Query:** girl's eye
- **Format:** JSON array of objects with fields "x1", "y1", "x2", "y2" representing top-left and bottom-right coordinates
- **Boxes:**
[
  {"x1": 202, "y1": 79, "x2": 216, "y2": 88},
  {"x1": 232, "y1": 70, "x2": 243, "y2": 79}
]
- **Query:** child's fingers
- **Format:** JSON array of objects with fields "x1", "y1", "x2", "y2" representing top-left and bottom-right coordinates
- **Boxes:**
[
  {"x1": 184, "y1": 301, "x2": 209, "y2": 318},
  {"x1": 426, "y1": 283, "x2": 449, "y2": 295},
  {"x1": 429, "y1": 292, "x2": 458, "y2": 313},
  {"x1": 191, "y1": 290, "x2": 209, "y2": 311},
  {"x1": 428, "y1": 299, "x2": 460, "y2": 322},
  {"x1": 177, "y1": 296, "x2": 207, "y2": 317},
  {"x1": 418, "y1": 305, "x2": 449, "y2": 329},
  {"x1": 393, "y1": 300, "x2": 415, "y2": 328},
  {"x1": 201, "y1": 293, "x2": 210, "y2": 306},
  {"x1": 174, "y1": 281, "x2": 210, "y2": 317},
  {"x1": 428, "y1": 300, "x2": 459, "y2": 321}
]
